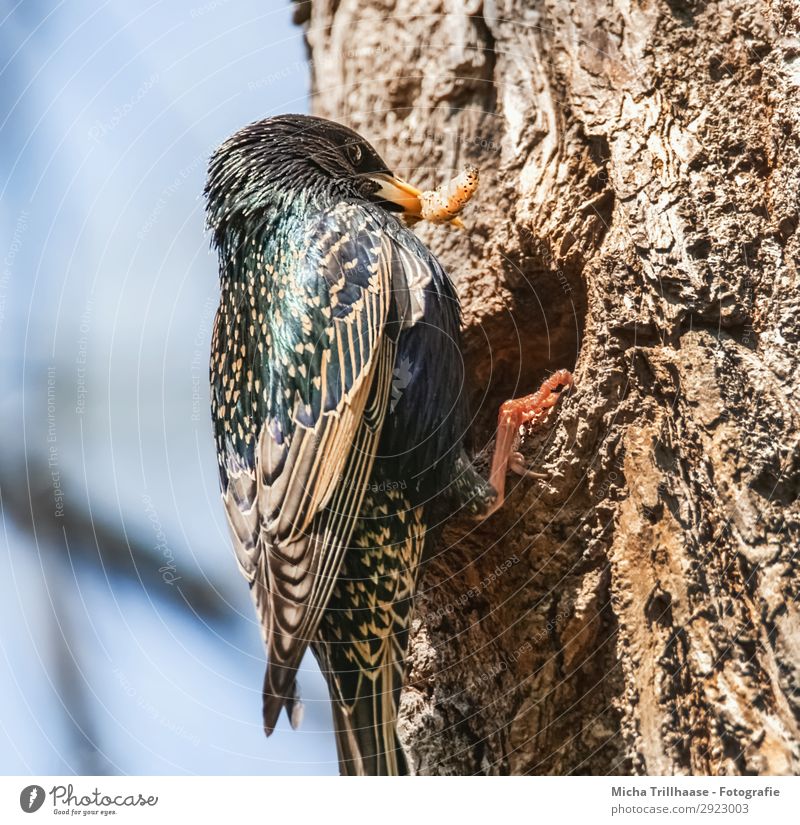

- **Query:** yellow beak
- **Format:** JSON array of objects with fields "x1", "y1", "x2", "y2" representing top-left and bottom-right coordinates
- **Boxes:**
[{"x1": 368, "y1": 173, "x2": 423, "y2": 217}]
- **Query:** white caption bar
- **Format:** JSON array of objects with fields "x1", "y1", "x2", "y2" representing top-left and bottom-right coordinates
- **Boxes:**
[{"x1": 1, "y1": 775, "x2": 796, "y2": 823}]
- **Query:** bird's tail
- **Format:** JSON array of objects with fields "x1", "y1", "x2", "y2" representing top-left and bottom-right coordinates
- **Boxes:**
[
  {"x1": 313, "y1": 492, "x2": 426, "y2": 775},
  {"x1": 262, "y1": 667, "x2": 304, "y2": 735},
  {"x1": 312, "y1": 597, "x2": 415, "y2": 776},
  {"x1": 328, "y1": 664, "x2": 410, "y2": 776}
]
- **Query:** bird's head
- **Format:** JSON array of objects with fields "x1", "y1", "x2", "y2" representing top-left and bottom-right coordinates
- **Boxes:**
[{"x1": 204, "y1": 114, "x2": 426, "y2": 245}]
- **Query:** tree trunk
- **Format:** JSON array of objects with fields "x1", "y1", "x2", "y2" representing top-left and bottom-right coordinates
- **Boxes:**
[{"x1": 294, "y1": 0, "x2": 800, "y2": 775}]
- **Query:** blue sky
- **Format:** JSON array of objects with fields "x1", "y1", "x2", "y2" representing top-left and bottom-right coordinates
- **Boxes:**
[{"x1": 0, "y1": 0, "x2": 340, "y2": 774}]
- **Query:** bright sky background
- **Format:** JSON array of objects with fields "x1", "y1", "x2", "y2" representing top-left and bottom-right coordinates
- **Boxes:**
[{"x1": 0, "y1": 0, "x2": 340, "y2": 775}]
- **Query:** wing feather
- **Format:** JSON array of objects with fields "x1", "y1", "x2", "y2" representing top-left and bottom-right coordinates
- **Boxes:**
[{"x1": 214, "y1": 203, "x2": 434, "y2": 732}]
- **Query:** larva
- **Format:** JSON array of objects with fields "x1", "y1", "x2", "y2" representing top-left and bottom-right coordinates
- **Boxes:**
[{"x1": 419, "y1": 165, "x2": 479, "y2": 225}]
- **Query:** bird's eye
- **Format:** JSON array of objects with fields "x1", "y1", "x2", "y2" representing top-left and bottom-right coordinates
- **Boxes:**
[{"x1": 346, "y1": 143, "x2": 363, "y2": 167}]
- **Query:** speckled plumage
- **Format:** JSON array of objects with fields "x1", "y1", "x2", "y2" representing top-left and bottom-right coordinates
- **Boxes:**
[{"x1": 205, "y1": 115, "x2": 495, "y2": 775}]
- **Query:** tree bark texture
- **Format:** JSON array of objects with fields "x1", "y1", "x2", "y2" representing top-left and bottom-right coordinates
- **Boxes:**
[{"x1": 294, "y1": 0, "x2": 800, "y2": 775}]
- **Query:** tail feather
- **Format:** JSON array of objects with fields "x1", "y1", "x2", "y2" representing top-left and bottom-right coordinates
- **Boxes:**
[
  {"x1": 313, "y1": 612, "x2": 414, "y2": 775},
  {"x1": 263, "y1": 649, "x2": 409, "y2": 774},
  {"x1": 263, "y1": 671, "x2": 303, "y2": 736},
  {"x1": 330, "y1": 677, "x2": 409, "y2": 776},
  {"x1": 311, "y1": 492, "x2": 425, "y2": 775}
]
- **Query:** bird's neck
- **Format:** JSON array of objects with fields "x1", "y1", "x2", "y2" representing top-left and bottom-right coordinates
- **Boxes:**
[{"x1": 216, "y1": 185, "x2": 346, "y2": 285}]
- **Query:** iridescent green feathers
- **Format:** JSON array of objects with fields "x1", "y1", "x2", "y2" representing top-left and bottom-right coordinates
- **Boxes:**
[
  {"x1": 205, "y1": 115, "x2": 478, "y2": 775},
  {"x1": 211, "y1": 202, "x2": 402, "y2": 735}
]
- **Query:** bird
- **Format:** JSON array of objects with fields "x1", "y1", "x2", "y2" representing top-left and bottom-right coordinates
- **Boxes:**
[{"x1": 204, "y1": 114, "x2": 572, "y2": 775}]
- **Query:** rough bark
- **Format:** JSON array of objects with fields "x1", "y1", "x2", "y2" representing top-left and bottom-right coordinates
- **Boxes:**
[{"x1": 294, "y1": 0, "x2": 800, "y2": 775}]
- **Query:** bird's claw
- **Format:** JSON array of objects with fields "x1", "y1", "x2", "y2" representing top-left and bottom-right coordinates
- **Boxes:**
[
  {"x1": 485, "y1": 369, "x2": 574, "y2": 517},
  {"x1": 497, "y1": 369, "x2": 574, "y2": 430},
  {"x1": 508, "y1": 451, "x2": 549, "y2": 479}
]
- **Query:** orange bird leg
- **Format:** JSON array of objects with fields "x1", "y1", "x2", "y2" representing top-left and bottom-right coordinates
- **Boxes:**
[{"x1": 485, "y1": 369, "x2": 573, "y2": 517}]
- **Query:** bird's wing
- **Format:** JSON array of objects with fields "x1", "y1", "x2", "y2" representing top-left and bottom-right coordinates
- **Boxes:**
[{"x1": 216, "y1": 204, "x2": 432, "y2": 733}]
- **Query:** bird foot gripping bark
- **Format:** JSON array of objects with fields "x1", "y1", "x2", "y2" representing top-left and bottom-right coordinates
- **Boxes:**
[{"x1": 485, "y1": 369, "x2": 574, "y2": 517}]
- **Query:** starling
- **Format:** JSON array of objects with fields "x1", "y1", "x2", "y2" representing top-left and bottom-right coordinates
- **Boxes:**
[{"x1": 204, "y1": 114, "x2": 572, "y2": 775}]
